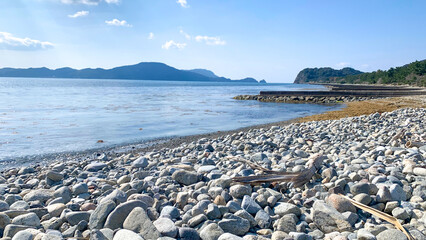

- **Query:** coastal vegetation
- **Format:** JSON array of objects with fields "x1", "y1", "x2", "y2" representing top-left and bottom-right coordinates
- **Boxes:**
[{"x1": 295, "y1": 60, "x2": 426, "y2": 87}]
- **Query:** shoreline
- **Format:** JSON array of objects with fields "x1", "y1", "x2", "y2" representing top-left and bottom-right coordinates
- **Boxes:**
[
  {"x1": 119, "y1": 96, "x2": 426, "y2": 154},
  {"x1": 2, "y1": 95, "x2": 425, "y2": 171},
  {"x1": 0, "y1": 113, "x2": 308, "y2": 171},
  {"x1": 132, "y1": 96, "x2": 426, "y2": 159}
]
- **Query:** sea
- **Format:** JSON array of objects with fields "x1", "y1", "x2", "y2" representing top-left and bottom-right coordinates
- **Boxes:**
[{"x1": 0, "y1": 77, "x2": 338, "y2": 167}]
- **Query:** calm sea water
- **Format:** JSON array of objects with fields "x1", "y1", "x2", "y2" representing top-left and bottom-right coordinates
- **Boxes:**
[{"x1": 0, "y1": 78, "x2": 335, "y2": 163}]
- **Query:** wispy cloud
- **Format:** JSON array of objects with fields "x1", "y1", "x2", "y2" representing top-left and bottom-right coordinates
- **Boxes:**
[
  {"x1": 61, "y1": 0, "x2": 101, "y2": 5},
  {"x1": 162, "y1": 40, "x2": 186, "y2": 50},
  {"x1": 68, "y1": 10, "x2": 89, "y2": 18},
  {"x1": 105, "y1": 0, "x2": 120, "y2": 4},
  {"x1": 336, "y1": 62, "x2": 350, "y2": 68},
  {"x1": 179, "y1": 29, "x2": 191, "y2": 40},
  {"x1": 177, "y1": 0, "x2": 189, "y2": 8},
  {"x1": 195, "y1": 35, "x2": 226, "y2": 45},
  {"x1": 105, "y1": 19, "x2": 132, "y2": 27},
  {"x1": 0, "y1": 32, "x2": 54, "y2": 51},
  {"x1": 61, "y1": 0, "x2": 119, "y2": 5},
  {"x1": 148, "y1": 32, "x2": 154, "y2": 40},
  {"x1": 358, "y1": 64, "x2": 370, "y2": 71}
]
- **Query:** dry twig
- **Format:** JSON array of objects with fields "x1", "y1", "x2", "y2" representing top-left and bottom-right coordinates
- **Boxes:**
[{"x1": 339, "y1": 194, "x2": 415, "y2": 240}]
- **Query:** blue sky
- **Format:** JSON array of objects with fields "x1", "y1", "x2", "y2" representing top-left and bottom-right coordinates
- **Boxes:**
[{"x1": 0, "y1": 0, "x2": 425, "y2": 83}]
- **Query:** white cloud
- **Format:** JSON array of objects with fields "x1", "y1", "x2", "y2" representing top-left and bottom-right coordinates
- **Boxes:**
[
  {"x1": 195, "y1": 35, "x2": 226, "y2": 45},
  {"x1": 61, "y1": 0, "x2": 101, "y2": 5},
  {"x1": 148, "y1": 32, "x2": 154, "y2": 40},
  {"x1": 177, "y1": 0, "x2": 188, "y2": 8},
  {"x1": 105, "y1": 19, "x2": 132, "y2": 27},
  {"x1": 336, "y1": 62, "x2": 350, "y2": 68},
  {"x1": 179, "y1": 29, "x2": 191, "y2": 40},
  {"x1": 162, "y1": 40, "x2": 186, "y2": 50},
  {"x1": 68, "y1": 10, "x2": 89, "y2": 18},
  {"x1": 0, "y1": 32, "x2": 54, "y2": 51}
]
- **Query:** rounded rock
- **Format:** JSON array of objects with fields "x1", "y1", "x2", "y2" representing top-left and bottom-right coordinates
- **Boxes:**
[
  {"x1": 89, "y1": 200, "x2": 116, "y2": 230},
  {"x1": 376, "y1": 229, "x2": 408, "y2": 240},
  {"x1": 153, "y1": 217, "x2": 177, "y2": 238},
  {"x1": 326, "y1": 194, "x2": 356, "y2": 213},
  {"x1": 132, "y1": 157, "x2": 149, "y2": 168},
  {"x1": 104, "y1": 200, "x2": 147, "y2": 230},
  {"x1": 229, "y1": 185, "x2": 252, "y2": 199},
  {"x1": 12, "y1": 213, "x2": 40, "y2": 227},
  {"x1": 350, "y1": 182, "x2": 370, "y2": 195},
  {"x1": 172, "y1": 170, "x2": 198, "y2": 186},
  {"x1": 274, "y1": 202, "x2": 301, "y2": 217},
  {"x1": 179, "y1": 227, "x2": 200, "y2": 240},
  {"x1": 113, "y1": 229, "x2": 143, "y2": 240}
]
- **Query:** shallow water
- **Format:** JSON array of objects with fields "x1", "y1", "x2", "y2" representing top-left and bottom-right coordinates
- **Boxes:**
[{"x1": 0, "y1": 78, "x2": 335, "y2": 163}]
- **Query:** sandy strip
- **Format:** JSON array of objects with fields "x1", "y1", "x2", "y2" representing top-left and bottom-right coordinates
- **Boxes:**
[{"x1": 297, "y1": 96, "x2": 426, "y2": 122}]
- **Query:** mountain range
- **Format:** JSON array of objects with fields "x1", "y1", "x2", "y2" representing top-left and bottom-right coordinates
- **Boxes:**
[{"x1": 0, "y1": 62, "x2": 266, "y2": 83}]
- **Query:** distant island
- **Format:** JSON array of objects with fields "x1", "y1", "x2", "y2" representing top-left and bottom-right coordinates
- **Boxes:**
[
  {"x1": 294, "y1": 60, "x2": 425, "y2": 87},
  {"x1": 0, "y1": 62, "x2": 265, "y2": 83}
]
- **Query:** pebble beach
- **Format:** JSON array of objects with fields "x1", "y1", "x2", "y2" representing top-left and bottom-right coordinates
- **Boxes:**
[{"x1": 0, "y1": 99, "x2": 425, "y2": 240}]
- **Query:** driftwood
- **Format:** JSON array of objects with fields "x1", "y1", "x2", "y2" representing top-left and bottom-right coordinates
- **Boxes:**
[
  {"x1": 232, "y1": 153, "x2": 323, "y2": 188},
  {"x1": 339, "y1": 194, "x2": 415, "y2": 240},
  {"x1": 231, "y1": 157, "x2": 275, "y2": 173},
  {"x1": 406, "y1": 140, "x2": 425, "y2": 148},
  {"x1": 387, "y1": 129, "x2": 407, "y2": 144}
]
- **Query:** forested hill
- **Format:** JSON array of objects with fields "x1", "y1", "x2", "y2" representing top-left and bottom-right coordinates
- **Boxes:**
[
  {"x1": 294, "y1": 67, "x2": 363, "y2": 84},
  {"x1": 294, "y1": 60, "x2": 426, "y2": 87},
  {"x1": 338, "y1": 60, "x2": 426, "y2": 87}
]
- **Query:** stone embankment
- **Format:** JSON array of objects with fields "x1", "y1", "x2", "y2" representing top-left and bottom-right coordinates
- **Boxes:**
[
  {"x1": 235, "y1": 84, "x2": 426, "y2": 104},
  {"x1": 233, "y1": 95, "x2": 373, "y2": 104},
  {"x1": 0, "y1": 108, "x2": 425, "y2": 240}
]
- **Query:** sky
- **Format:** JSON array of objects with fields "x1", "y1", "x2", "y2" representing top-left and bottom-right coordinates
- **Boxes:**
[{"x1": 0, "y1": 0, "x2": 425, "y2": 83}]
